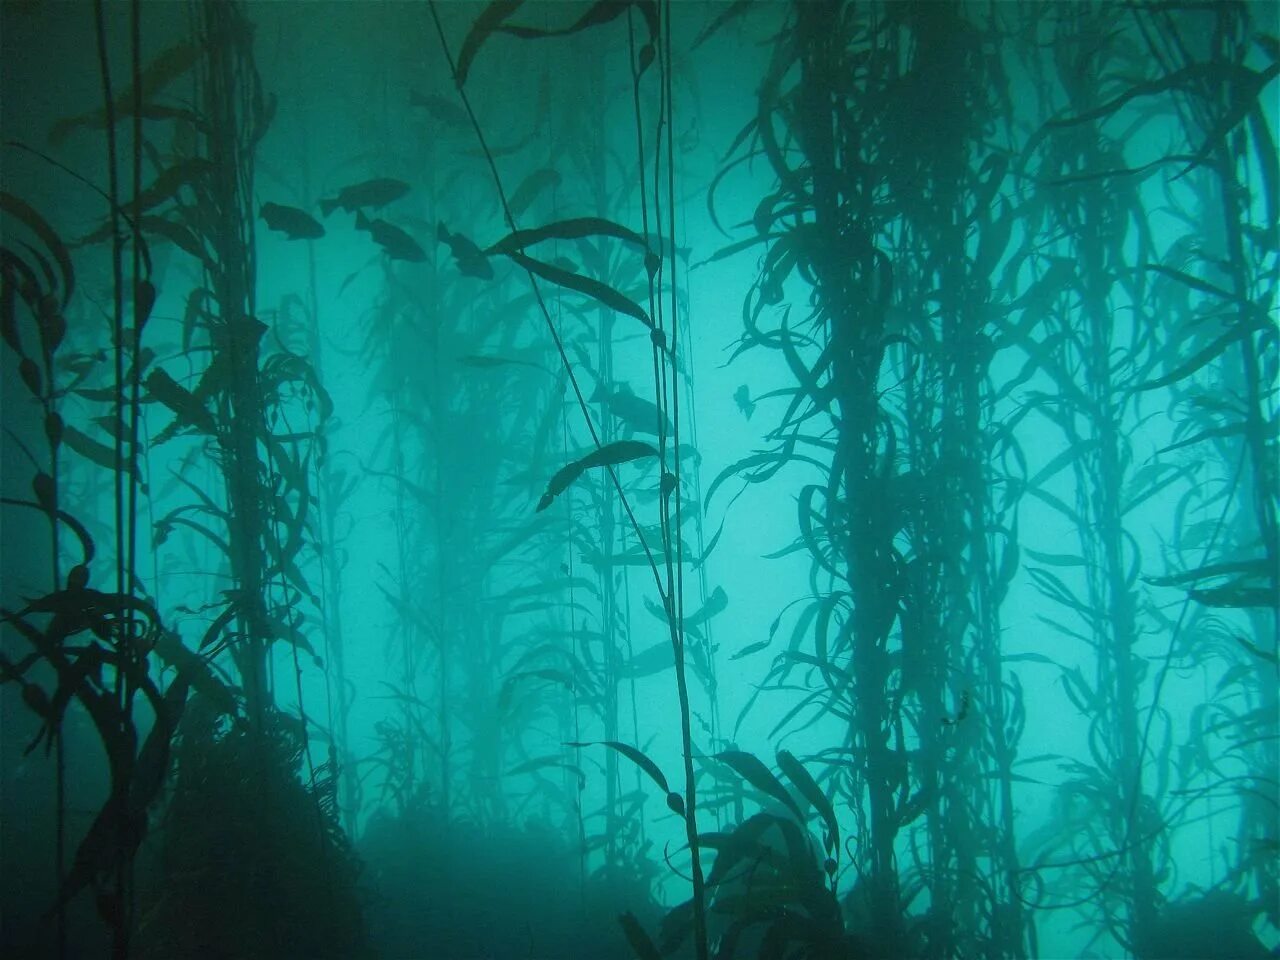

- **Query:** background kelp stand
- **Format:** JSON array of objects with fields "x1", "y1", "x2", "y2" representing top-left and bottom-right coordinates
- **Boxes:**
[{"x1": 1, "y1": 2, "x2": 367, "y2": 958}]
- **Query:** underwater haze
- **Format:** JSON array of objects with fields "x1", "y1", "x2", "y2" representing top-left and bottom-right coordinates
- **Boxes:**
[{"x1": 1, "y1": 2, "x2": 1277, "y2": 958}]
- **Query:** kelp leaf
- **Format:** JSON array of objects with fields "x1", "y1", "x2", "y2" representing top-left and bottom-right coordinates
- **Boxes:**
[
  {"x1": 566, "y1": 739, "x2": 667, "y2": 791},
  {"x1": 497, "y1": 0, "x2": 655, "y2": 48},
  {"x1": 715, "y1": 750, "x2": 804, "y2": 823},
  {"x1": 140, "y1": 215, "x2": 209, "y2": 265},
  {"x1": 487, "y1": 216, "x2": 650, "y2": 256},
  {"x1": 691, "y1": 0, "x2": 752, "y2": 49},
  {"x1": 505, "y1": 755, "x2": 585, "y2": 789},
  {"x1": 497, "y1": 667, "x2": 575, "y2": 714},
  {"x1": 618, "y1": 911, "x2": 663, "y2": 960},
  {"x1": 1190, "y1": 584, "x2": 1279, "y2": 609},
  {"x1": 61, "y1": 424, "x2": 144, "y2": 487},
  {"x1": 456, "y1": 0, "x2": 524, "y2": 86},
  {"x1": 730, "y1": 638, "x2": 770, "y2": 660},
  {"x1": 1, "y1": 192, "x2": 74, "y2": 305},
  {"x1": 145, "y1": 368, "x2": 218, "y2": 436},
  {"x1": 618, "y1": 642, "x2": 676, "y2": 678},
  {"x1": 536, "y1": 440, "x2": 657, "y2": 512},
  {"x1": 133, "y1": 158, "x2": 216, "y2": 214},
  {"x1": 507, "y1": 251, "x2": 653, "y2": 328},
  {"x1": 1022, "y1": 547, "x2": 1085, "y2": 568},
  {"x1": 1137, "y1": 325, "x2": 1252, "y2": 392},
  {"x1": 150, "y1": 629, "x2": 237, "y2": 715},
  {"x1": 506, "y1": 168, "x2": 562, "y2": 219},
  {"x1": 49, "y1": 40, "x2": 202, "y2": 145},
  {"x1": 684, "y1": 586, "x2": 727, "y2": 628},
  {"x1": 776, "y1": 749, "x2": 838, "y2": 853}
]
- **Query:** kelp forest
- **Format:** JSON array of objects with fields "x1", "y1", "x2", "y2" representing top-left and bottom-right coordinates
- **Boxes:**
[{"x1": 1, "y1": 2, "x2": 1277, "y2": 958}]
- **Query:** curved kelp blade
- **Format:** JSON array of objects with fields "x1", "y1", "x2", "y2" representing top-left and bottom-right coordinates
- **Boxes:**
[
  {"x1": 776, "y1": 749, "x2": 839, "y2": 854},
  {"x1": 487, "y1": 215, "x2": 654, "y2": 262},
  {"x1": 715, "y1": 749, "x2": 804, "y2": 824},
  {"x1": 1, "y1": 191, "x2": 74, "y2": 306},
  {"x1": 565, "y1": 739, "x2": 684, "y2": 816},
  {"x1": 618, "y1": 911, "x2": 663, "y2": 960},
  {"x1": 507, "y1": 251, "x2": 653, "y2": 329},
  {"x1": 536, "y1": 440, "x2": 657, "y2": 512},
  {"x1": 456, "y1": 0, "x2": 524, "y2": 86}
]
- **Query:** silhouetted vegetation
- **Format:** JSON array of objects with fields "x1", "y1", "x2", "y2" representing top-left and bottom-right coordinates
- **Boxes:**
[{"x1": 2, "y1": 2, "x2": 1275, "y2": 959}]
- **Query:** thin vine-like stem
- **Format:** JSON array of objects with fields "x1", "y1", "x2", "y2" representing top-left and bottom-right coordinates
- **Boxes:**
[{"x1": 424, "y1": 1, "x2": 667, "y2": 602}]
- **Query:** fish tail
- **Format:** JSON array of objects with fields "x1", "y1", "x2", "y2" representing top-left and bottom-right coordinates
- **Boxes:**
[
  {"x1": 355, "y1": 210, "x2": 371, "y2": 231},
  {"x1": 319, "y1": 198, "x2": 337, "y2": 217}
]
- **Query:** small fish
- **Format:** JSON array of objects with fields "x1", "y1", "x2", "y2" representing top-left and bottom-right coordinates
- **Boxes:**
[
  {"x1": 356, "y1": 211, "x2": 426, "y2": 262},
  {"x1": 260, "y1": 202, "x2": 324, "y2": 240},
  {"x1": 437, "y1": 223, "x2": 493, "y2": 279},
  {"x1": 409, "y1": 90, "x2": 470, "y2": 128},
  {"x1": 457, "y1": 354, "x2": 546, "y2": 373},
  {"x1": 733, "y1": 384, "x2": 755, "y2": 420},
  {"x1": 590, "y1": 383, "x2": 673, "y2": 436},
  {"x1": 318, "y1": 178, "x2": 410, "y2": 217}
]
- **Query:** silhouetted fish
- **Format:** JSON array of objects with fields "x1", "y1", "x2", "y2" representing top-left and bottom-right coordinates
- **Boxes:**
[
  {"x1": 733, "y1": 384, "x2": 755, "y2": 420},
  {"x1": 590, "y1": 383, "x2": 673, "y2": 436},
  {"x1": 319, "y1": 178, "x2": 410, "y2": 217},
  {"x1": 437, "y1": 223, "x2": 493, "y2": 278},
  {"x1": 260, "y1": 202, "x2": 324, "y2": 240},
  {"x1": 356, "y1": 211, "x2": 425, "y2": 262}
]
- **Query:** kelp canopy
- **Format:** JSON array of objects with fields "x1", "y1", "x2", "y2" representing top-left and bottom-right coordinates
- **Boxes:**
[{"x1": 1, "y1": 2, "x2": 1276, "y2": 959}]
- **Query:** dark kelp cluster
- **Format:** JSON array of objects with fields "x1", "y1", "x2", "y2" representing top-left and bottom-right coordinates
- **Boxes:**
[{"x1": 1, "y1": 2, "x2": 1276, "y2": 959}]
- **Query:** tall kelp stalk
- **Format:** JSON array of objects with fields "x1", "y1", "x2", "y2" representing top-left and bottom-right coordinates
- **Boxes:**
[
  {"x1": 704, "y1": 2, "x2": 1036, "y2": 955},
  {"x1": 428, "y1": 2, "x2": 715, "y2": 954},
  {"x1": 349, "y1": 78, "x2": 574, "y2": 828},
  {"x1": 1006, "y1": 3, "x2": 1278, "y2": 955},
  {"x1": 64, "y1": 1, "x2": 367, "y2": 953},
  {"x1": 1010, "y1": 5, "x2": 1170, "y2": 950},
  {"x1": 755, "y1": 8, "x2": 908, "y2": 948},
  {"x1": 190, "y1": 0, "x2": 272, "y2": 728},
  {"x1": 1129, "y1": 0, "x2": 1278, "y2": 945},
  {"x1": 878, "y1": 5, "x2": 1029, "y2": 956},
  {"x1": 0, "y1": 185, "x2": 185, "y2": 960},
  {"x1": 706, "y1": 5, "x2": 1003, "y2": 957},
  {"x1": 0, "y1": 3, "x2": 202, "y2": 956},
  {"x1": 359, "y1": 259, "x2": 440, "y2": 817},
  {"x1": 0, "y1": 2, "x2": 283, "y2": 956}
]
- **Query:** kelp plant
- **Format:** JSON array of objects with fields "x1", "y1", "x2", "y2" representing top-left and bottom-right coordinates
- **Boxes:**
[{"x1": 3, "y1": 1, "x2": 366, "y2": 957}]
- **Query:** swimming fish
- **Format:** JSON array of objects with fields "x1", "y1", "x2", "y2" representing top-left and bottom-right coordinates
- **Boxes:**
[
  {"x1": 733, "y1": 384, "x2": 755, "y2": 420},
  {"x1": 260, "y1": 202, "x2": 324, "y2": 240},
  {"x1": 437, "y1": 223, "x2": 493, "y2": 279},
  {"x1": 590, "y1": 383, "x2": 673, "y2": 436},
  {"x1": 356, "y1": 211, "x2": 425, "y2": 262},
  {"x1": 319, "y1": 178, "x2": 410, "y2": 217}
]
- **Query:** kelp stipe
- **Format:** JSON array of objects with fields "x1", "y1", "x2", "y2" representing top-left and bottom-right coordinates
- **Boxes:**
[
  {"x1": 0, "y1": 6, "x2": 204, "y2": 955},
  {"x1": 702, "y1": 3, "x2": 1033, "y2": 955},
  {"x1": 0, "y1": 191, "x2": 189, "y2": 959},
  {"x1": 127, "y1": 3, "x2": 364, "y2": 952},
  {"x1": 2, "y1": 0, "x2": 366, "y2": 956},
  {"x1": 3, "y1": 1, "x2": 1276, "y2": 958},
  {"x1": 427, "y1": 2, "x2": 717, "y2": 954}
]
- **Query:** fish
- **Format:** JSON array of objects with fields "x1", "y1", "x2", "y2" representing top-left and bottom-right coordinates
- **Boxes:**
[
  {"x1": 733, "y1": 384, "x2": 755, "y2": 420},
  {"x1": 590, "y1": 383, "x2": 673, "y2": 436},
  {"x1": 318, "y1": 178, "x2": 410, "y2": 217},
  {"x1": 356, "y1": 211, "x2": 426, "y2": 262},
  {"x1": 409, "y1": 90, "x2": 470, "y2": 128},
  {"x1": 260, "y1": 202, "x2": 325, "y2": 240},
  {"x1": 457, "y1": 354, "x2": 546, "y2": 373},
  {"x1": 437, "y1": 223, "x2": 493, "y2": 279}
]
